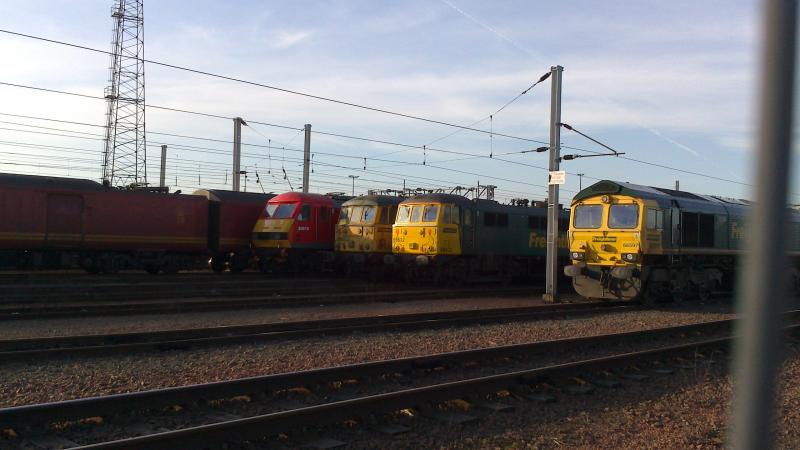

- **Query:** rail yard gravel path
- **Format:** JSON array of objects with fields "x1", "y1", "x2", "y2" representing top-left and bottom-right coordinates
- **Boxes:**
[
  {"x1": 0, "y1": 293, "x2": 584, "y2": 340},
  {"x1": 0, "y1": 303, "x2": 734, "y2": 409}
]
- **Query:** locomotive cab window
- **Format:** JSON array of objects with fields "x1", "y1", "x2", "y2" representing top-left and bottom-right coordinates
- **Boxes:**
[
  {"x1": 396, "y1": 205, "x2": 411, "y2": 223},
  {"x1": 410, "y1": 205, "x2": 422, "y2": 223},
  {"x1": 297, "y1": 204, "x2": 311, "y2": 222},
  {"x1": 363, "y1": 206, "x2": 377, "y2": 224},
  {"x1": 267, "y1": 203, "x2": 296, "y2": 219},
  {"x1": 608, "y1": 204, "x2": 639, "y2": 229},
  {"x1": 349, "y1": 206, "x2": 364, "y2": 224},
  {"x1": 422, "y1": 205, "x2": 439, "y2": 223},
  {"x1": 573, "y1": 204, "x2": 602, "y2": 229}
]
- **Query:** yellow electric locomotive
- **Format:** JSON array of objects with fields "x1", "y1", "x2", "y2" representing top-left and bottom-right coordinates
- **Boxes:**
[
  {"x1": 390, "y1": 193, "x2": 569, "y2": 282},
  {"x1": 335, "y1": 195, "x2": 403, "y2": 274},
  {"x1": 564, "y1": 180, "x2": 800, "y2": 302}
]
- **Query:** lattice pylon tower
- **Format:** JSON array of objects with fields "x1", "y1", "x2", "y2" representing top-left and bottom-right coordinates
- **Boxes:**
[{"x1": 102, "y1": 0, "x2": 146, "y2": 187}]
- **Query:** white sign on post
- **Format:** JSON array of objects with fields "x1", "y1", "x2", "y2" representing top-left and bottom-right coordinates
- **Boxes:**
[{"x1": 548, "y1": 170, "x2": 566, "y2": 185}]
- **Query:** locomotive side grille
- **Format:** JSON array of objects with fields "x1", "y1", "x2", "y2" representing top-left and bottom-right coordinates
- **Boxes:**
[{"x1": 253, "y1": 232, "x2": 288, "y2": 240}]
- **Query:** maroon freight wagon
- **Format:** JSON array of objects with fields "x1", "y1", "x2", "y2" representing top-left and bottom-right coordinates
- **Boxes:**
[
  {"x1": 192, "y1": 189, "x2": 275, "y2": 272},
  {"x1": 0, "y1": 173, "x2": 272, "y2": 273}
]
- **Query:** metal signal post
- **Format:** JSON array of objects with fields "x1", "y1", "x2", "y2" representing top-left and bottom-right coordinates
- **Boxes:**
[
  {"x1": 543, "y1": 65, "x2": 563, "y2": 303},
  {"x1": 302, "y1": 124, "x2": 311, "y2": 193},
  {"x1": 232, "y1": 117, "x2": 246, "y2": 191}
]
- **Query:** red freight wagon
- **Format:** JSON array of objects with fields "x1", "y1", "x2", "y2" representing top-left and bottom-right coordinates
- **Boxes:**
[
  {"x1": 192, "y1": 189, "x2": 275, "y2": 272},
  {"x1": 0, "y1": 173, "x2": 208, "y2": 273}
]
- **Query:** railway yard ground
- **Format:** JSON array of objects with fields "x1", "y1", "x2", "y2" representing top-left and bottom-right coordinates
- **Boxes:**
[{"x1": 0, "y1": 272, "x2": 797, "y2": 449}]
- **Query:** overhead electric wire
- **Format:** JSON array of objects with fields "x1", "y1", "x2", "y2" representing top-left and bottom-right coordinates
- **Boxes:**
[
  {"x1": 421, "y1": 71, "x2": 552, "y2": 149},
  {"x1": 559, "y1": 122, "x2": 757, "y2": 188},
  {"x1": 0, "y1": 82, "x2": 781, "y2": 195},
  {"x1": 0, "y1": 29, "x2": 540, "y2": 143},
  {"x1": 0, "y1": 135, "x2": 548, "y2": 199}
]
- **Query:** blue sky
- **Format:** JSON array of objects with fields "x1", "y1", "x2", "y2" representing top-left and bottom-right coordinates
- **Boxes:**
[{"x1": 0, "y1": 0, "x2": 797, "y2": 204}]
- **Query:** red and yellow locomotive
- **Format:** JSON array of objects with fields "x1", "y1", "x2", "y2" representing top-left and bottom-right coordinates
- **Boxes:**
[{"x1": 251, "y1": 192, "x2": 349, "y2": 273}]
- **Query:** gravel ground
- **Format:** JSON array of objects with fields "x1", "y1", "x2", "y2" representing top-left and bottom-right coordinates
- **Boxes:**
[
  {"x1": 315, "y1": 342, "x2": 800, "y2": 450},
  {"x1": 0, "y1": 303, "x2": 733, "y2": 408},
  {"x1": 0, "y1": 293, "x2": 586, "y2": 340}
]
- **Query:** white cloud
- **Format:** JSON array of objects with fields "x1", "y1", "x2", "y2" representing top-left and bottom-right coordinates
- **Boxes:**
[{"x1": 266, "y1": 30, "x2": 315, "y2": 50}]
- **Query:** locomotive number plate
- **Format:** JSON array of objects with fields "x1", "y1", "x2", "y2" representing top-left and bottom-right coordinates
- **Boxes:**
[{"x1": 592, "y1": 236, "x2": 617, "y2": 243}]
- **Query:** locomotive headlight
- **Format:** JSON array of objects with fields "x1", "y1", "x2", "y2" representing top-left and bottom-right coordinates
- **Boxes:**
[
  {"x1": 570, "y1": 251, "x2": 585, "y2": 260},
  {"x1": 621, "y1": 252, "x2": 639, "y2": 262}
]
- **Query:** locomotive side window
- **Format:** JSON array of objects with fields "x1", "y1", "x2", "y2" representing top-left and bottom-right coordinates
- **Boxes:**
[
  {"x1": 297, "y1": 204, "x2": 311, "y2": 221},
  {"x1": 338, "y1": 207, "x2": 350, "y2": 224},
  {"x1": 528, "y1": 216, "x2": 548, "y2": 229},
  {"x1": 363, "y1": 206, "x2": 377, "y2": 224},
  {"x1": 396, "y1": 205, "x2": 411, "y2": 223},
  {"x1": 646, "y1": 208, "x2": 664, "y2": 230},
  {"x1": 319, "y1": 207, "x2": 328, "y2": 222},
  {"x1": 463, "y1": 208, "x2": 473, "y2": 226},
  {"x1": 484, "y1": 212, "x2": 497, "y2": 226},
  {"x1": 497, "y1": 213, "x2": 509, "y2": 227},
  {"x1": 608, "y1": 204, "x2": 639, "y2": 229},
  {"x1": 452, "y1": 206, "x2": 460, "y2": 224},
  {"x1": 378, "y1": 207, "x2": 388, "y2": 225},
  {"x1": 442, "y1": 205, "x2": 451, "y2": 224},
  {"x1": 387, "y1": 206, "x2": 398, "y2": 224},
  {"x1": 573, "y1": 204, "x2": 602, "y2": 229},
  {"x1": 422, "y1": 205, "x2": 439, "y2": 223}
]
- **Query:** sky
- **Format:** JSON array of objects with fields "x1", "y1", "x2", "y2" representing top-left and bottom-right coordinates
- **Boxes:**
[{"x1": 0, "y1": 0, "x2": 797, "y2": 204}]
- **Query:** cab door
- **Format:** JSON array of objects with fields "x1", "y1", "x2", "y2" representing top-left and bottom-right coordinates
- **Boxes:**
[
  {"x1": 460, "y1": 206, "x2": 475, "y2": 255},
  {"x1": 670, "y1": 203, "x2": 681, "y2": 248},
  {"x1": 294, "y1": 204, "x2": 313, "y2": 244},
  {"x1": 316, "y1": 206, "x2": 333, "y2": 244}
]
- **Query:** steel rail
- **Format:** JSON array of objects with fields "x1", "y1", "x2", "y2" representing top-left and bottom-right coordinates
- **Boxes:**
[
  {"x1": 0, "y1": 278, "x2": 342, "y2": 303},
  {"x1": 3, "y1": 314, "x2": 778, "y2": 431},
  {"x1": 39, "y1": 326, "x2": 791, "y2": 450},
  {"x1": 0, "y1": 286, "x2": 543, "y2": 320},
  {"x1": 0, "y1": 302, "x2": 634, "y2": 360}
]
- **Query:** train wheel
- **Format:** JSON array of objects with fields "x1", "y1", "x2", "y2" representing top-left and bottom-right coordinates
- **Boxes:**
[
  {"x1": 258, "y1": 257, "x2": 272, "y2": 274},
  {"x1": 642, "y1": 281, "x2": 668, "y2": 306},
  {"x1": 210, "y1": 259, "x2": 227, "y2": 273}
]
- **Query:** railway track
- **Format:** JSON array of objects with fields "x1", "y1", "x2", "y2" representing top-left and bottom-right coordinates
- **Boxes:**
[
  {"x1": 0, "y1": 275, "x2": 348, "y2": 302},
  {"x1": 0, "y1": 301, "x2": 634, "y2": 360},
  {"x1": 4, "y1": 313, "x2": 796, "y2": 449},
  {"x1": 0, "y1": 286, "x2": 549, "y2": 320}
]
